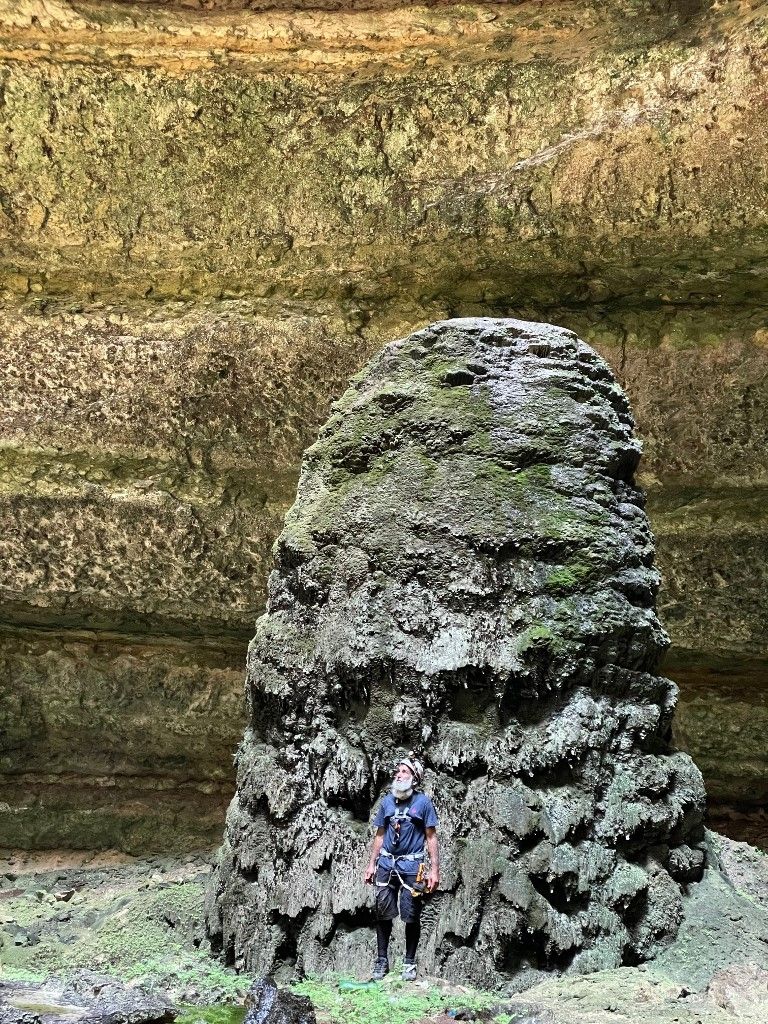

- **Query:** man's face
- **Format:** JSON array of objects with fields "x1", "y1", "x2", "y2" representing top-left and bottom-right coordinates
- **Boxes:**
[{"x1": 394, "y1": 764, "x2": 414, "y2": 785}]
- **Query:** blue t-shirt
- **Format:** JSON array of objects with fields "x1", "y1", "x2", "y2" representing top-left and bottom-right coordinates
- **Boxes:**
[{"x1": 373, "y1": 792, "x2": 438, "y2": 857}]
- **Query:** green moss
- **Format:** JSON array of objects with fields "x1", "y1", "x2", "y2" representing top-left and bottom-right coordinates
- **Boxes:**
[
  {"x1": 0, "y1": 877, "x2": 246, "y2": 1002},
  {"x1": 177, "y1": 1007, "x2": 247, "y2": 1024},
  {"x1": 125, "y1": 955, "x2": 249, "y2": 1002},
  {"x1": 291, "y1": 976, "x2": 501, "y2": 1024},
  {"x1": 516, "y1": 624, "x2": 555, "y2": 654},
  {"x1": 0, "y1": 967, "x2": 47, "y2": 983},
  {"x1": 515, "y1": 464, "x2": 554, "y2": 488},
  {"x1": 545, "y1": 567, "x2": 581, "y2": 590},
  {"x1": 545, "y1": 561, "x2": 594, "y2": 594}
]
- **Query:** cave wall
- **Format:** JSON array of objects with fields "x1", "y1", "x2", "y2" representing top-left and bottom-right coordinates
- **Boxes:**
[{"x1": 0, "y1": 0, "x2": 766, "y2": 852}]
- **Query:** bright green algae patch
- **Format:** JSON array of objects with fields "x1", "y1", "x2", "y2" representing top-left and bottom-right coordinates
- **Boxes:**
[{"x1": 176, "y1": 1008, "x2": 247, "y2": 1024}]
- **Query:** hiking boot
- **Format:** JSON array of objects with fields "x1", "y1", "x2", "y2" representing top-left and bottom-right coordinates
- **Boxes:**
[
  {"x1": 371, "y1": 957, "x2": 389, "y2": 981},
  {"x1": 401, "y1": 960, "x2": 417, "y2": 982}
]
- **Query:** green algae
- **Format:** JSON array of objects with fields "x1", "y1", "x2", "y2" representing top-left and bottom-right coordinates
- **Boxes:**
[
  {"x1": 5, "y1": 1000, "x2": 80, "y2": 1016},
  {"x1": 0, "y1": 967, "x2": 47, "y2": 984},
  {"x1": 545, "y1": 561, "x2": 594, "y2": 594},
  {"x1": 177, "y1": 1007, "x2": 246, "y2": 1024},
  {"x1": 292, "y1": 976, "x2": 501, "y2": 1024},
  {"x1": 1, "y1": 875, "x2": 244, "y2": 1002}
]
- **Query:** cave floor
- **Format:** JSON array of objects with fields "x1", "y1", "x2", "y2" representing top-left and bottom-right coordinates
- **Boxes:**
[{"x1": 1, "y1": 834, "x2": 767, "y2": 1024}]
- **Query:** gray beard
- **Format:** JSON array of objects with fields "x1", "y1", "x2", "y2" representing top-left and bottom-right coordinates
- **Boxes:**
[{"x1": 391, "y1": 780, "x2": 413, "y2": 800}]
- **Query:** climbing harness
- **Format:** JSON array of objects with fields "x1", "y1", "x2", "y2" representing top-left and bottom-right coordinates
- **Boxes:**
[
  {"x1": 377, "y1": 798, "x2": 426, "y2": 897},
  {"x1": 375, "y1": 794, "x2": 429, "y2": 898},
  {"x1": 375, "y1": 851, "x2": 426, "y2": 898}
]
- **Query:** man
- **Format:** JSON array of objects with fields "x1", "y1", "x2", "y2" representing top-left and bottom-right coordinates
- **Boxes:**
[{"x1": 363, "y1": 753, "x2": 439, "y2": 981}]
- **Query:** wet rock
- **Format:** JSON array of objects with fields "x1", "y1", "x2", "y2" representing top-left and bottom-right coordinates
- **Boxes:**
[
  {"x1": 0, "y1": 973, "x2": 176, "y2": 1024},
  {"x1": 207, "y1": 318, "x2": 706, "y2": 987},
  {"x1": 244, "y1": 979, "x2": 315, "y2": 1024},
  {"x1": 0, "y1": 1007, "x2": 40, "y2": 1024},
  {"x1": 450, "y1": 1004, "x2": 554, "y2": 1023}
]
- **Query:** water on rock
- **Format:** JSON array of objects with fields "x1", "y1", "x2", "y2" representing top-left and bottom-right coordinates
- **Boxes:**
[{"x1": 206, "y1": 318, "x2": 706, "y2": 987}]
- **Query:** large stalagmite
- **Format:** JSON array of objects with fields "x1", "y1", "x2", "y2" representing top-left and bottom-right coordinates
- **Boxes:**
[{"x1": 206, "y1": 318, "x2": 706, "y2": 987}]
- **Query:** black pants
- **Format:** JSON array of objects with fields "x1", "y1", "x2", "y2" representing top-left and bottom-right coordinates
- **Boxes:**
[{"x1": 374, "y1": 862, "x2": 424, "y2": 923}]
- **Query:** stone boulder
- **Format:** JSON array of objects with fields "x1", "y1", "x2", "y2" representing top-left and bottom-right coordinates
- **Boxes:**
[
  {"x1": 244, "y1": 978, "x2": 315, "y2": 1024},
  {"x1": 0, "y1": 973, "x2": 176, "y2": 1024},
  {"x1": 206, "y1": 318, "x2": 706, "y2": 987}
]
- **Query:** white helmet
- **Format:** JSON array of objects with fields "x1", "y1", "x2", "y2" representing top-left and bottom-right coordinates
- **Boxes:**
[{"x1": 394, "y1": 751, "x2": 424, "y2": 786}]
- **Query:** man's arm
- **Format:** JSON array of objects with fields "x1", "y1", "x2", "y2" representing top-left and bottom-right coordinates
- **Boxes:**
[
  {"x1": 364, "y1": 826, "x2": 385, "y2": 884},
  {"x1": 425, "y1": 826, "x2": 439, "y2": 892}
]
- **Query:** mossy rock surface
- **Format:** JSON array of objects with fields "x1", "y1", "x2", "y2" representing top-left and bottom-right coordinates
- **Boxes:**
[
  {"x1": 207, "y1": 318, "x2": 706, "y2": 988},
  {"x1": 3, "y1": 832, "x2": 768, "y2": 1024}
]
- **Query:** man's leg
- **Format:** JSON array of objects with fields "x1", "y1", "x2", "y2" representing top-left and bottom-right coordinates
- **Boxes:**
[
  {"x1": 399, "y1": 874, "x2": 424, "y2": 981},
  {"x1": 373, "y1": 864, "x2": 398, "y2": 979},
  {"x1": 404, "y1": 920, "x2": 420, "y2": 963},
  {"x1": 376, "y1": 919, "x2": 393, "y2": 959}
]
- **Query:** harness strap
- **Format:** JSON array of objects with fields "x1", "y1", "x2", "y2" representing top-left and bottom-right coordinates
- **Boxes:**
[
  {"x1": 374, "y1": 862, "x2": 424, "y2": 898},
  {"x1": 395, "y1": 864, "x2": 424, "y2": 897},
  {"x1": 392, "y1": 798, "x2": 414, "y2": 821}
]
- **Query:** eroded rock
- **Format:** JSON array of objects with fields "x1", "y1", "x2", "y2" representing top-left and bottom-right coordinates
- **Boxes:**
[
  {"x1": 244, "y1": 978, "x2": 315, "y2": 1024},
  {"x1": 0, "y1": 973, "x2": 176, "y2": 1024},
  {"x1": 705, "y1": 964, "x2": 768, "y2": 1017},
  {"x1": 206, "y1": 318, "x2": 706, "y2": 987}
]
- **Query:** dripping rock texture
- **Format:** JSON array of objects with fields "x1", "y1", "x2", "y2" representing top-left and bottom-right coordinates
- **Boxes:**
[
  {"x1": 2, "y1": 0, "x2": 767, "y2": 851},
  {"x1": 207, "y1": 318, "x2": 706, "y2": 986}
]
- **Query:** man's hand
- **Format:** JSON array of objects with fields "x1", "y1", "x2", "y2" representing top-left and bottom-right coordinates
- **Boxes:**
[
  {"x1": 425, "y1": 869, "x2": 440, "y2": 893},
  {"x1": 364, "y1": 862, "x2": 376, "y2": 885}
]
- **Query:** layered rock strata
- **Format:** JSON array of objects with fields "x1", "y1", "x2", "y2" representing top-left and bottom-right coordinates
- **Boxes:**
[
  {"x1": 207, "y1": 318, "x2": 707, "y2": 986},
  {"x1": 1, "y1": 0, "x2": 766, "y2": 851},
  {"x1": 0, "y1": 307, "x2": 361, "y2": 852},
  {"x1": 0, "y1": 628, "x2": 243, "y2": 852},
  {"x1": 1, "y1": 1, "x2": 767, "y2": 309}
]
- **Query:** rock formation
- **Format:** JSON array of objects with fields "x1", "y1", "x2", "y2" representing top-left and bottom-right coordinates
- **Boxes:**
[
  {"x1": 244, "y1": 979, "x2": 315, "y2": 1024},
  {"x1": 0, "y1": 972, "x2": 176, "y2": 1024},
  {"x1": 206, "y1": 318, "x2": 707, "y2": 987},
  {"x1": 2, "y1": 0, "x2": 765, "y2": 853},
  {"x1": 5, "y1": 832, "x2": 768, "y2": 1024}
]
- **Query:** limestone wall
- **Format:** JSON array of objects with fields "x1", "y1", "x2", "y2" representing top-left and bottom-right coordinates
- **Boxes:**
[{"x1": 1, "y1": 0, "x2": 766, "y2": 851}]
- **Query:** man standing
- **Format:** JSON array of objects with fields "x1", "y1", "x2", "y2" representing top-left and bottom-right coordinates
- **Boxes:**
[{"x1": 363, "y1": 753, "x2": 439, "y2": 981}]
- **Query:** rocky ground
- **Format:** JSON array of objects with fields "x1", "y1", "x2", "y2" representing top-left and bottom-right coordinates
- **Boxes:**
[
  {"x1": 1, "y1": 832, "x2": 767, "y2": 1023},
  {"x1": 0, "y1": 847, "x2": 246, "y2": 1005}
]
